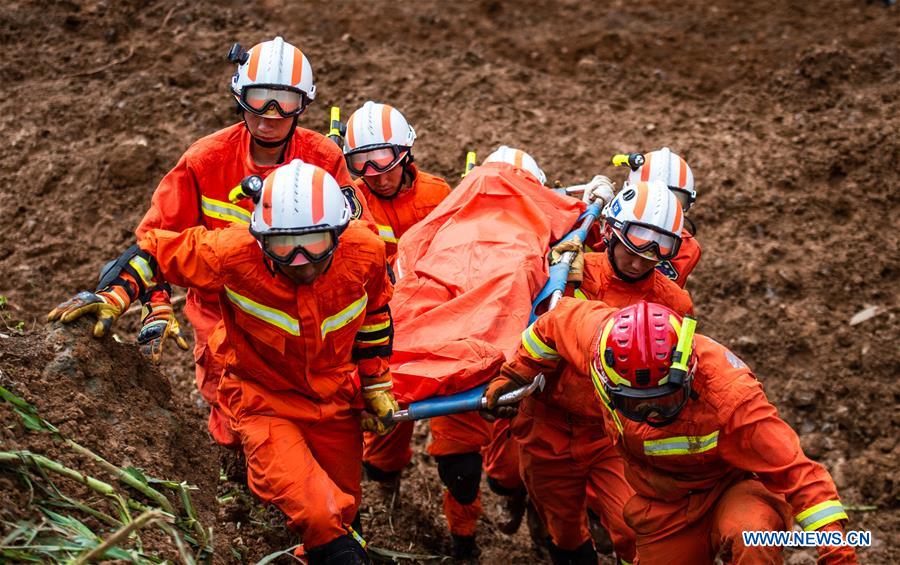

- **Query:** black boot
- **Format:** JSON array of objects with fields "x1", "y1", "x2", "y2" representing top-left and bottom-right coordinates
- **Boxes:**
[
  {"x1": 451, "y1": 533, "x2": 481, "y2": 560},
  {"x1": 488, "y1": 477, "x2": 527, "y2": 535},
  {"x1": 547, "y1": 539, "x2": 597, "y2": 565},
  {"x1": 305, "y1": 534, "x2": 370, "y2": 565}
]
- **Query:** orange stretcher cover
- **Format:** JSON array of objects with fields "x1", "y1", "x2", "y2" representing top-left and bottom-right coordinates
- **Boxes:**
[{"x1": 388, "y1": 163, "x2": 584, "y2": 403}]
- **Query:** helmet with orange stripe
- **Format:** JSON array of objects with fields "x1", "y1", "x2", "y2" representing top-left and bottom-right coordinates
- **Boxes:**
[
  {"x1": 343, "y1": 101, "x2": 417, "y2": 198},
  {"x1": 591, "y1": 301, "x2": 697, "y2": 427},
  {"x1": 242, "y1": 160, "x2": 350, "y2": 270},
  {"x1": 627, "y1": 147, "x2": 696, "y2": 211},
  {"x1": 602, "y1": 180, "x2": 683, "y2": 263},
  {"x1": 228, "y1": 37, "x2": 315, "y2": 150},
  {"x1": 229, "y1": 36, "x2": 315, "y2": 118},
  {"x1": 483, "y1": 145, "x2": 547, "y2": 186}
]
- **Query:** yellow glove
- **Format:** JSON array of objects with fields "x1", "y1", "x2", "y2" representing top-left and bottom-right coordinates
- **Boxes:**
[
  {"x1": 549, "y1": 235, "x2": 585, "y2": 285},
  {"x1": 47, "y1": 287, "x2": 131, "y2": 337},
  {"x1": 138, "y1": 298, "x2": 190, "y2": 362},
  {"x1": 361, "y1": 388, "x2": 400, "y2": 436}
]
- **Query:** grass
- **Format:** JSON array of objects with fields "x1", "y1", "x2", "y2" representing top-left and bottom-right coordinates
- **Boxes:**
[{"x1": 0, "y1": 384, "x2": 211, "y2": 563}]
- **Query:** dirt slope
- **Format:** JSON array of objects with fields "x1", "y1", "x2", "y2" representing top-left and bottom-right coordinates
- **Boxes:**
[{"x1": 0, "y1": 0, "x2": 897, "y2": 562}]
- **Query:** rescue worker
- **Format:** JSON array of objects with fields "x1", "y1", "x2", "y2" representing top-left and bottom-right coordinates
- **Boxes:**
[
  {"x1": 484, "y1": 180, "x2": 691, "y2": 565},
  {"x1": 50, "y1": 160, "x2": 396, "y2": 564},
  {"x1": 343, "y1": 101, "x2": 451, "y2": 265},
  {"x1": 624, "y1": 147, "x2": 700, "y2": 287},
  {"x1": 132, "y1": 36, "x2": 372, "y2": 446},
  {"x1": 487, "y1": 299, "x2": 858, "y2": 564}
]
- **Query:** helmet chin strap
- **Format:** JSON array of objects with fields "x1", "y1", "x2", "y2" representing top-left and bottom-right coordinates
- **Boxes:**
[
  {"x1": 363, "y1": 155, "x2": 416, "y2": 200},
  {"x1": 607, "y1": 237, "x2": 654, "y2": 283},
  {"x1": 243, "y1": 114, "x2": 299, "y2": 160}
]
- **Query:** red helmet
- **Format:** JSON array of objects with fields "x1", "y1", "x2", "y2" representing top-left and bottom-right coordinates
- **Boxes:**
[{"x1": 591, "y1": 301, "x2": 697, "y2": 427}]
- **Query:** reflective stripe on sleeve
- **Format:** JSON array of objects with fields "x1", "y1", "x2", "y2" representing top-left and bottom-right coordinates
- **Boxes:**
[
  {"x1": 795, "y1": 500, "x2": 848, "y2": 531},
  {"x1": 224, "y1": 286, "x2": 300, "y2": 336},
  {"x1": 375, "y1": 224, "x2": 397, "y2": 243},
  {"x1": 321, "y1": 294, "x2": 368, "y2": 338},
  {"x1": 201, "y1": 196, "x2": 251, "y2": 224},
  {"x1": 521, "y1": 325, "x2": 559, "y2": 360},
  {"x1": 128, "y1": 256, "x2": 154, "y2": 288},
  {"x1": 643, "y1": 431, "x2": 719, "y2": 456}
]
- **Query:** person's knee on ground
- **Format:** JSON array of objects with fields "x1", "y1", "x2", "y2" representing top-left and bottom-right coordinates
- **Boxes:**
[
  {"x1": 304, "y1": 533, "x2": 370, "y2": 565},
  {"x1": 547, "y1": 539, "x2": 597, "y2": 565},
  {"x1": 712, "y1": 481, "x2": 791, "y2": 564}
]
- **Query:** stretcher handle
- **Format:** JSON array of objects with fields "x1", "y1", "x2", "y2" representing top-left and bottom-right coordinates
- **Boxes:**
[
  {"x1": 530, "y1": 199, "x2": 604, "y2": 321},
  {"x1": 388, "y1": 374, "x2": 546, "y2": 423}
]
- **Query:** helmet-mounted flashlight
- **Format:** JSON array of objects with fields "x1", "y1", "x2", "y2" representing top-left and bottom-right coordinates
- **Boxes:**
[
  {"x1": 227, "y1": 43, "x2": 250, "y2": 65},
  {"x1": 612, "y1": 153, "x2": 645, "y2": 171},
  {"x1": 229, "y1": 175, "x2": 264, "y2": 204}
]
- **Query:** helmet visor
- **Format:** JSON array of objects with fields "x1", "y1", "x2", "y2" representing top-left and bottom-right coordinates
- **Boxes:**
[
  {"x1": 263, "y1": 231, "x2": 335, "y2": 265},
  {"x1": 241, "y1": 86, "x2": 306, "y2": 118},
  {"x1": 615, "y1": 221, "x2": 682, "y2": 261},
  {"x1": 611, "y1": 384, "x2": 688, "y2": 425},
  {"x1": 346, "y1": 146, "x2": 407, "y2": 176}
]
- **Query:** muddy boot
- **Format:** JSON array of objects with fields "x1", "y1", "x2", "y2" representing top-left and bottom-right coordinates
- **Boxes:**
[
  {"x1": 547, "y1": 539, "x2": 597, "y2": 565},
  {"x1": 362, "y1": 461, "x2": 401, "y2": 509},
  {"x1": 526, "y1": 499, "x2": 549, "y2": 549},
  {"x1": 305, "y1": 534, "x2": 371, "y2": 564},
  {"x1": 451, "y1": 534, "x2": 481, "y2": 560},
  {"x1": 487, "y1": 477, "x2": 527, "y2": 535},
  {"x1": 587, "y1": 508, "x2": 614, "y2": 555}
]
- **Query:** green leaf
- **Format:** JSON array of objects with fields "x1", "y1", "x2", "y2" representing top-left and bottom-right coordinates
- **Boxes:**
[
  {"x1": 12, "y1": 408, "x2": 47, "y2": 432},
  {"x1": 123, "y1": 466, "x2": 150, "y2": 486},
  {"x1": 256, "y1": 543, "x2": 303, "y2": 564}
]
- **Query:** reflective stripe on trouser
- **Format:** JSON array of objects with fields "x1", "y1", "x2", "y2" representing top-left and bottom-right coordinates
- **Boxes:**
[
  {"x1": 513, "y1": 410, "x2": 636, "y2": 560},
  {"x1": 363, "y1": 421, "x2": 415, "y2": 473},
  {"x1": 184, "y1": 291, "x2": 239, "y2": 447},
  {"x1": 630, "y1": 480, "x2": 792, "y2": 565},
  {"x1": 482, "y1": 418, "x2": 524, "y2": 491},
  {"x1": 236, "y1": 410, "x2": 363, "y2": 549}
]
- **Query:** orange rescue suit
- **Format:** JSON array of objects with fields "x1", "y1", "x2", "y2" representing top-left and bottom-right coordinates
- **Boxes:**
[
  {"x1": 134, "y1": 122, "x2": 372, "y2": 445},
  {"x1": 509, "y1": 299, "x2": 856, "y2": 564},
  {"x1": 355, "y1": 166, "x2": 451, "y2": 264},
  {"x1": 137, "y1": 222, "x2": 393, "y2": 550},
  {"x1": 504, "y1": 258, "x2": 692, "y2": 559}
]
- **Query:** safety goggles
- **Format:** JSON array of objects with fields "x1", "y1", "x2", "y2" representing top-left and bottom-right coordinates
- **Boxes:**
[
  {"x1": 345, "y1": 145, "x2": 408, "y2": 177},
  {"x1": 609, "y1": 219, "x2": 682, "y2": 261},
  {"x1": 609, "y1": 383, "x2": 690, "y2": 426},
  {"x1": 238, "y1": 86, "x2": 309, "y2": 118},
  {"x1": 669, "y1": 186, "x2": 696, "y2": 210},
  {"x1": 260, "y1": 231, "x2": 335, "y2": 265}
]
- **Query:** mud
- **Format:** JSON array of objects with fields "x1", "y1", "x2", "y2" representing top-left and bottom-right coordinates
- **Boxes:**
[{"x1": 0, "y1": 0, "x2": 897, "y2": 563}]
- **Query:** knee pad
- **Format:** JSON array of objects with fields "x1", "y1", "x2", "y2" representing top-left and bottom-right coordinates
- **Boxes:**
[
  {"x1": 305, "y1": 533, "x2": 370, "y2": 565},
  {"x1": 486, "y1": 475, "x2": 526, "y2": 497},
  {"x1": 435, "y1": 452, "x2": 482, "y2": 505},
  {"x1": 362, "y1": 461, "x2": 400, "y2": 484}
]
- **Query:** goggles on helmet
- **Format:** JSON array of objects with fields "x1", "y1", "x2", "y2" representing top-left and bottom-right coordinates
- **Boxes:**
[
  {"x1": 345, "y1": 145, "x2": 409, "y2": 177},
  {"x1": 669, "y1": 186, "x2": 696, "y2": 209},
  {"x1": 258, "y1": 230, "x2": 336, "y2": 266},
  {"x1": 238, "y1": 85, "x2": 310, "y2": 118},
  {"x1": 608, "y1": 379, "x2": 692, "y2": 427},
  {"x1": 608, "y1": 218, "x2": 682, "y2": 261}
]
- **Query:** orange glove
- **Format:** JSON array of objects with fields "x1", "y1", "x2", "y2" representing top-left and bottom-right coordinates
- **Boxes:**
[
  {"x1": 481, "y1": 364, "x2": 533, "y2": 421},
  {"x1": 48, "y1": 286, "x2": 132, "y2": 337},
  {"x1": 137, "y1": 287, "x2": 189, "y2": 362}
]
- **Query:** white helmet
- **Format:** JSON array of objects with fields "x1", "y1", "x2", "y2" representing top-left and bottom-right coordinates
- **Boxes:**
[
  {"x1": 627, "y1": 147, "x2": 696, "y2": 210},
  {"x1": 483, "y1": 145, "x2": 547, "y2": 185},
  {"x1": 602, "y1": 180, "x2": 683, "y2": 261},
  {"x1": 343, "y1": 101, "x2": 416, "y2": 176},
  {"x1": 248, "y1": 160, "x2": 350, "y2": 265},
  {"x1": 229, "y1": 36, "x2": 315, "y2": 118}
]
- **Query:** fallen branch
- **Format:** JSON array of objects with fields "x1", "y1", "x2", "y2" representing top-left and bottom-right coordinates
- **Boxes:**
[
  {"x1": 67, "y1": 46, "x2": 136, "y2": 78},
  {"x1": 72, "y1": 509, "x2": 166, "y2": 565}
]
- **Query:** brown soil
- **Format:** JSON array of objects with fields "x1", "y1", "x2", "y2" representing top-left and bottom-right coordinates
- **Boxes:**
[{"x1": 1, "y1": 0, "x2": 898, "y2": 563}]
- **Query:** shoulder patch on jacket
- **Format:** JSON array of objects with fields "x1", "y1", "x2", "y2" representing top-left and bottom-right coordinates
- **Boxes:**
[
  {"x1": 341, "y1": 186, "x2": 364, "y2": 220},
  {"x1": 656, "y1": 260, "x2": 680, "y2": 281}
]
